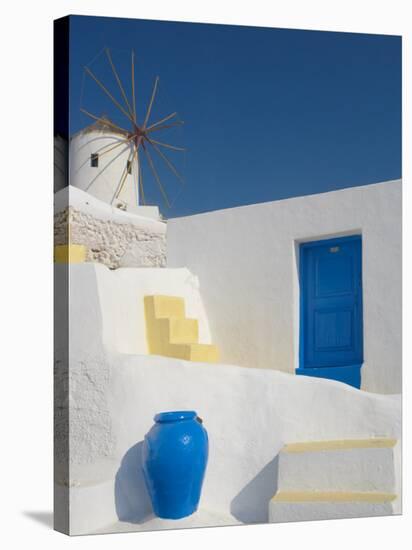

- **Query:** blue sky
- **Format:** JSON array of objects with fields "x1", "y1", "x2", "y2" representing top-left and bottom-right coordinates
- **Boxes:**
[{"x1": 69, "y1": 15, "x2": 401, "y2": 218}]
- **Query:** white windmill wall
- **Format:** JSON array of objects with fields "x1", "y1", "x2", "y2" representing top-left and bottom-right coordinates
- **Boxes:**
[{"x1": 69, "y1": 128, "x2": 138, "y2": 209}]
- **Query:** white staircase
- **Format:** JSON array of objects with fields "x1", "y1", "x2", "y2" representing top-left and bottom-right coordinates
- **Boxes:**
[{"x1": 269, "y1": 438, "x2": 398, "y2": 523}]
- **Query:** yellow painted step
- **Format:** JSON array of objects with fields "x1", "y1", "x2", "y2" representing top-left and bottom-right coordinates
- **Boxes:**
[
  {"x1": 271, "y1": 491, "x2": 397, "y2": 504},
  {"x1": 166, "y1": 343, "x2": 220, "y2": 363},
  {"x1": 283, "y1": 438, "x2": 397, "y2": 453},
  {"x1": 145, "y1": 295, "x2": 186, "y2": 320},
  {"x1": 144, "y1": 294, "x2": 220, "y2": 363},
  {"x1": 157, "y1": 317, "x2": 199, "y2": 345},
  {"x1": 188, "y1": 343, "x2": 220, "y2": 363},
  {"x1": 54, "y1": 244, "x2": 87, "y2": 264}
]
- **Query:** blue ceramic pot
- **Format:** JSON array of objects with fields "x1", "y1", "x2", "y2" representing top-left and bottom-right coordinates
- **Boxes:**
[{"x1": 142, "y1": 410, "x2": 208, "y2": 519}]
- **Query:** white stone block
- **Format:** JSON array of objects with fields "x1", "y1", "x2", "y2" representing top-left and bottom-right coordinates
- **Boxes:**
[
  {"x1": 269, "y1": 496, "x2": 395, "y2": 523},
  {"x1": 278, "y1": 441, "x2": 396, "y2": 492}
]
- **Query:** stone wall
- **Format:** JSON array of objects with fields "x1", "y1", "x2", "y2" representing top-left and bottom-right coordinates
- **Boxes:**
[{"x1": 54, "y1": 206, "x2": 166, "y2": 269}]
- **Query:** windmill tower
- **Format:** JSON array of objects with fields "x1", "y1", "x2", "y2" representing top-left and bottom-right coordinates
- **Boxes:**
[{"x1": 69, "y1": 48, "x2": 185, "y2": 218}]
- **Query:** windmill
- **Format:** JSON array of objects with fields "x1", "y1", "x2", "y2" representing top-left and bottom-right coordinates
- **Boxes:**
[{"x1": 70, "y1": 48, "x2": 185, "y2": 216}]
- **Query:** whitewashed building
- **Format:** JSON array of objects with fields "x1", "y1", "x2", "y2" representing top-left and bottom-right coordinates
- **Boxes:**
[
  {"x1": 167, "y1": 179, "x2": 402, "y2": 394},
  {"x1": 55, "y1": 178, "x2": 402, "y2": 534}
]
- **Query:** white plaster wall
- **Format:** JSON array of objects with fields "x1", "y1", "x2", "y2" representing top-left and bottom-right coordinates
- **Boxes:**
[
  {"x1": 167, "y1": 180, "x2": 402, "y2": 394},
  {"x1": 92, "y1": 263, "x2": 213, "y2": 354},
  {"x1": 70, "y1": 129, "x2": 138, "y2": 208},
  {"x1": 54, "y1": 263, "x2": 401, "y2": 534},
  {"x1": 55, "y1": 185, "x2": 160, "y2": 221},
  {"x1": 64, "y1": 348, "x2": 401, "y2": 534},
  {"x1": 106, "y1": 355, "x2": 400, "y2": 521}
]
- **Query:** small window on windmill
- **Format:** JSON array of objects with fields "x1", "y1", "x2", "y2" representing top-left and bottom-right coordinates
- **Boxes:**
[
  {"x1": 127, "y1": 160, "x2": 132, "y2": 174},
  {"x1": 90, "y1": 153, "x2": 99, "y2": 168}
]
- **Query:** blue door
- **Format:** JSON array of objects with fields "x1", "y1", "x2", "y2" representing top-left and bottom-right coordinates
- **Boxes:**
[{"x1": 296, "y1": 235, "x2": 363, "y2": 388}]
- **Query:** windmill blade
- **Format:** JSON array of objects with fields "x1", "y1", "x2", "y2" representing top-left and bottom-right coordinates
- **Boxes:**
[
  {"x1": 116, "y1": 146, "x2": 137, "y2": 200},
  {"x1": 105, "y1": 48, "x2": 134, "y2": 119},
  {"x1": 131, "y1": 50, "x2": 137, "y2": 124},
  {"x1": 111, "y1": 148, "x2": 134, "y2": 203},
  {"x1": 86, "y1": 143, "x2": 131, "y2": 192},
  {"x1": 142, "y1": 76, "x2": 159, "y2": 129},
  {"x1": 111, "y1": 167, "x2": 129, "y2": 204},
  {"x1": 77, "y1": 133, "x2": 130, "y2": 155},
  {"x1": 97, "y1": 134, "x2": 135, "y2": 158},
  {"x1": 80, "y1": 108, "x2": 129, "y2": 134},
  {"x1": 146, "y1": 120, "x2": 184, "y2": 133},
  {"x1": 132, "y1": 149, "x2": 139, "y2": 205},
  {"x1": 84, "y1": 66, "x2": 136, "y2": 126},
  {"x1": 147, "y1": 139, "x2": 185, "y2": 184},
  {"x1": 136, "y1": 149, "x2": 146, "y2": 205},
  {"x1": 149, "y1": 138, "x2": 186, "y2": 152},
  {"x1": 147, "y1": 112, "x2": 177, "y2": 130},
  {"x1": 143, "y1": 145, "x2": 171, "y2": 208}
]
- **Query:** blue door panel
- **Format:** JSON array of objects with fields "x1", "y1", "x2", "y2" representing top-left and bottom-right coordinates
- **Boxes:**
[
  {"x1": 314, "y1": 308, "x2": 353, "y2": 350},
  {"x1": 298, "y1": 235, "x2": 363, "y2": 388},
  {"x1": 295, "y1": 365, "x2": 361, "y2": 388}
]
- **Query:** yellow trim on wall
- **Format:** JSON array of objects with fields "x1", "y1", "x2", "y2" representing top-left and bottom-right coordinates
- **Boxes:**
[
  {"x1": 271, "y1": 491, "x2": 397, "y2": 503},
  {"x1": 54, "y1": 244, "x2": 87, "y2": 264},
  {"x1": 283, "y1": 438, "x2": 397, "y2": 453}
]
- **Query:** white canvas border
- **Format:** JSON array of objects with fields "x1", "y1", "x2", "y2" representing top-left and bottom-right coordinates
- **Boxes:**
[{"x1": 0, "y1": 1, "x2": 409, "y2": 549}]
